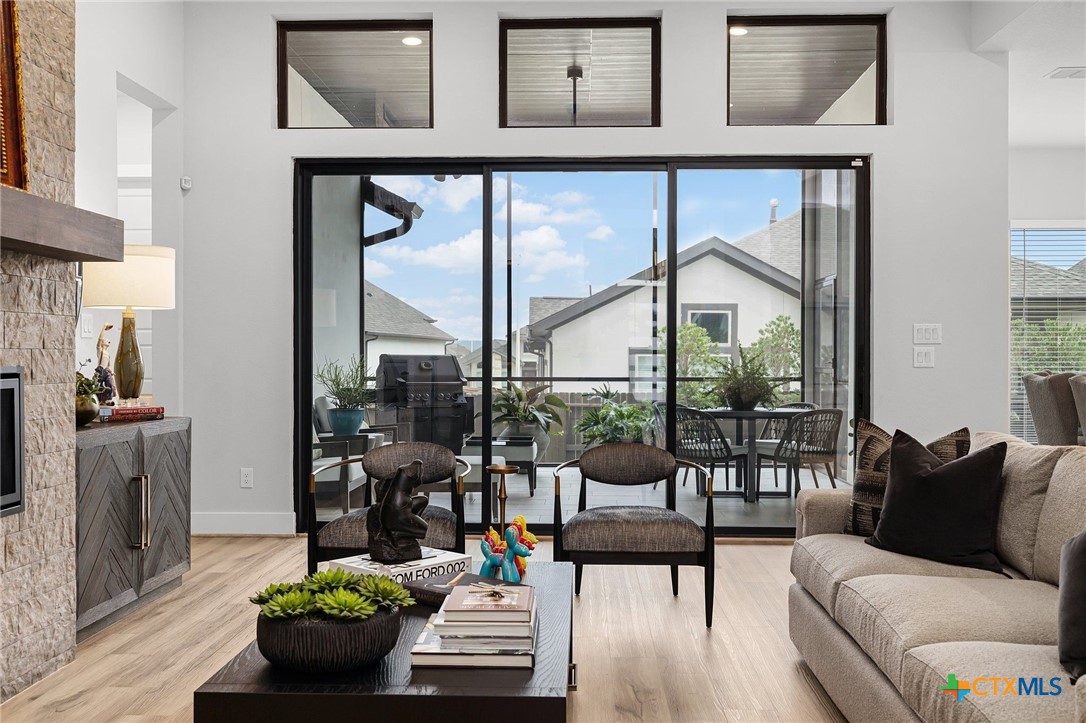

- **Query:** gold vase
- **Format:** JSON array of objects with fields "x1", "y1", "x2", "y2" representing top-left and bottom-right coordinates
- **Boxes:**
[{"x1": 114, "y1": 307, "x2": 144, "y2": 400}]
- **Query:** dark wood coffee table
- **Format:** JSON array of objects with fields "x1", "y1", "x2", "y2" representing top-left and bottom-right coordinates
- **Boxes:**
[{"x1": 194, "y1": 562, "x2": 575, "y2": 723}]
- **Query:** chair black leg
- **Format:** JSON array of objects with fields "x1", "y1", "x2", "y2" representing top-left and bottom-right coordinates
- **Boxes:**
[
  {"x1": 671, "y1": 565, "x2": 679, "y2": 596},
  {"x1": 809, "y1": 464, "x2": 820, "y2": 488},
  {"x1": 704, "y1": 563, "x2": 714, "y2": 628},
  {"x1": 575, "y1": 564, "x2": 583, "y2": 595},
  {"x1": 724, "y1": 463, "x2": 730, "y2": 490},
  {"x1": 825, "y1": 462, "x2": 837, "y2": 488},
  {"x1": 682, "y1": 466, "x2": 689, "y2": 487},
  {"x1": 773, "y1": 460, "x2": 779, "y2": 488},
  {"x1": 792, "y1": 464, "x2": 801, "y2": 493}
]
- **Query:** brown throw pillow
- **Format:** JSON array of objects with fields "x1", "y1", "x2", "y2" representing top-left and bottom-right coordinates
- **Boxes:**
[
  {"x1": 1059, "y1": 530, "x2": 1086, "y2": 684},
  {"x1": 867, "y1": 431, "x2": 1008, "y2": 574},
  {"x1": 844, "y1": 420, "x2": 970, "y2": 536}
]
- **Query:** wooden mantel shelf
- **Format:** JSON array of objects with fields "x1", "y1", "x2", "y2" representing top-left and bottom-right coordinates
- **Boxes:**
[{"x1": 1, "y1": 186, "x2": 124, "y2": 262}]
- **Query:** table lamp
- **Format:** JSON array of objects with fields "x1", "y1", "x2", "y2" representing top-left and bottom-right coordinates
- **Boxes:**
[{"x1": 82, "y1": 245, "x2": 175, "y2": 402}]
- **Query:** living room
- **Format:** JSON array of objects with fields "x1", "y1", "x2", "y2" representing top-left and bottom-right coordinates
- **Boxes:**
[{"x1": 0, "y1": 0, "x2": 1084, "y2": 721}]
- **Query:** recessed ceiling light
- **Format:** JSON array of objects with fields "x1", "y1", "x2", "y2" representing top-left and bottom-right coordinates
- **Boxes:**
[
  {"x1": 1046, "y1": 66, "x2": 1085, "y2": 79},
  {"x1": 729, "y1": 26, "x2": 748, "y2": 36},
  {"x1": 402, "y1": 36, "x2": 423, "y2": 46}
]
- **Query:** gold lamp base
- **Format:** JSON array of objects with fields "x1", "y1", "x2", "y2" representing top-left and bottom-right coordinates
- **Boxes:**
[{"x1": 114, "y1": 306, "x2": 144, "y2": 401}]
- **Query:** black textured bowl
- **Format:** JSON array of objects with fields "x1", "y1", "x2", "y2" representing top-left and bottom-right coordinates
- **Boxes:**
[{"x1": 256, "y1": 607, "x2": 402, "y2": 673}]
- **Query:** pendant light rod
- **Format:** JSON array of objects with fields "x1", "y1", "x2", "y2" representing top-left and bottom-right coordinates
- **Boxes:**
[{"x1": 567, "y1": 65, "x2": 583, "y2": 126}]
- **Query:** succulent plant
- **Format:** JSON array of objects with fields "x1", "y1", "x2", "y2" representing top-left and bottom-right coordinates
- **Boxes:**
[
  {"x1": 260, "y1": 589, "x2": 315, "y2": 619},
  {"x1": 302, "y1": 568, "x2": 365, "y2": 593},
  {"x1": 314, "y1": 588, "x2": 378, "y2": 620},
  {"x1": 249, "y1": 582, "x2": 298, "y2": 605},
  {"x1": 357, "y1": 574, "x2": 415, "y2": 609}
]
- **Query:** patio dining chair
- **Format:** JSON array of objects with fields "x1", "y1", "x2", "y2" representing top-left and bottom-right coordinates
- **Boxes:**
[
  {"x1": 754, "y1": 408, "x2": 843, "y2": 496},
  {"x1": 552, "y1": 442, "x2": 716, "y2": 627},
  {"x1": 755, "y1": 402, "x2": 818, "y2": 488},
  {"x1": 653, "y1": 402, "x2": 743, "y2": 493},
  {"x1": 307, "y1": 442, "x2": 471, "y2": 574}
]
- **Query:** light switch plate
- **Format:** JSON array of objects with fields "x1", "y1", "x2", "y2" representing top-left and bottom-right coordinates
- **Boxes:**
[
  {"x1": 80, "y1": 312, "x2": 94, "y2": 338},
  {"x1": 913, "y1": 346, "x2": 935, "y2": 368},
  {"x1": 913, "y1": 323, "x2": 943, "y2": 344}
]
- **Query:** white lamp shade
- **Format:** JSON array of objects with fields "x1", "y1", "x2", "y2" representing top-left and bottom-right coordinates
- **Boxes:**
[{"x1": 82, "y1": 244, "x2": 176, "y2": 310}]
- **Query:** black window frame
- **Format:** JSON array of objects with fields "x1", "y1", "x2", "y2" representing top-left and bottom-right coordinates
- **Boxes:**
[
  {"x1": 498, "y1": 17, "x2": 662, "y2": 129},
  {"x1": 726, "y1": 14, "x2": 888, "y2": 127},
  {"x1": 276, "y1": 19, "x2": 435, "y2": 130}
]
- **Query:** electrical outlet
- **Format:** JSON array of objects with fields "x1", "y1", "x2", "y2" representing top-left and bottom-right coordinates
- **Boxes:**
[
  {"x1": 80, "y1": 312, "x2": 94, "y2": 338},
  {"x1": 913, "y1": 346, "x2": 935, "y2": 368},
  {"x1": 240, "y1": 468, "x2": 254, "y2": 489},
  {"x1": 913, "y1": 323, "x2": 943, "y2": 344}
]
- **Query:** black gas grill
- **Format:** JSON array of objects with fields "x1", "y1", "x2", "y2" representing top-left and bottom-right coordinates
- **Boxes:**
[{"x1": 374, "y1": 355, "x2": 472, "y2": 454}]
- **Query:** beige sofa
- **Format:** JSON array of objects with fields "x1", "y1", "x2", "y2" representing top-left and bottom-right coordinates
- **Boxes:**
[{"x1": 789, "y1": 432, "x2": 1086, "y2": 722}]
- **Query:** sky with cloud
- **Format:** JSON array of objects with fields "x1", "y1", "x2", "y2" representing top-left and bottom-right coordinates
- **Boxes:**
[{"x1": 364, "y1": 170, "x2": 803, "y2": 343}]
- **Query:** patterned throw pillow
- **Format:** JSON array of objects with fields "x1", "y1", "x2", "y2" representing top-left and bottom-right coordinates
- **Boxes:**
[{"x1": 843, "y1": 420, "x2": 971, "y2": 536}]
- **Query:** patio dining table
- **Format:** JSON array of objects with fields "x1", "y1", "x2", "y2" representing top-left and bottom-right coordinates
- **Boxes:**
[{"x1": 704, "y1": 408, "x2": 806, "y2": 502}]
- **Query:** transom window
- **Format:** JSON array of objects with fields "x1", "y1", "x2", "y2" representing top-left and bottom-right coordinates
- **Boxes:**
[{"x1": 727, "y1": 15, "x2": 887, "y2": 126}]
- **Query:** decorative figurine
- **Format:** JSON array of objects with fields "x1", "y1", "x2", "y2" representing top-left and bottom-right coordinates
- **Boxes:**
[
  {"x1": 366, "y1": 459, "x2": 428, "y2": 562},
  {"x1": 94, "y1": 323, "x2": 116, "y2": 405},
  {"x1": 479, "y1": 516, "x2": 535, "y2": 584}
]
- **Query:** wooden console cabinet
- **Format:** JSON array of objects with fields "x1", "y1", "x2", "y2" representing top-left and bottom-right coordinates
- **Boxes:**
[{"x1": 75, "y1": 417, "x2": 191, "y2": 637}]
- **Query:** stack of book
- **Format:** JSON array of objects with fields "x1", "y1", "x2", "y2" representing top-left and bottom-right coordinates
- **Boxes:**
[
  {"x1": 411, "y1": 581, "x2": 536, "y2": 669},
  {"x1": 99, "y1": 405, "x2": 165, "y2": 422},
  {"x1": 331, "y1": 547, "x2": 471, "y2": 585}
]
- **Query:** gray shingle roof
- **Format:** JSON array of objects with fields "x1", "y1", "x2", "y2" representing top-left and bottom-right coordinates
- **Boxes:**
[
  {"x1": 1011, "y1": 257, "x2": 1086, "y2": 298},
  {"x1": 1072, "y1": 258, "x2": 1086, "y2": 276},
  {"x1": 529, "y1": 297, "x2": 582, "y2": 325},
  {"x1": 363, "y1": 281, "x2": 454, "y2": 341},
  {"x1": 730, "y1": 210, "x2": 802, "y2": 279}
]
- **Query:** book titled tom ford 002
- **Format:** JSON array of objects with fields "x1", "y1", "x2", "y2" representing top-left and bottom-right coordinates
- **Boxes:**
[{"x1": 331, "y1": 547, "x2": 471, "y2": 584}]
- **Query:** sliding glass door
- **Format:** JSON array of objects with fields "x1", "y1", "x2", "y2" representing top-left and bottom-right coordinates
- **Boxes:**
[{"x1": 296, "y1": 157, "x2": 869, "y2": 536}]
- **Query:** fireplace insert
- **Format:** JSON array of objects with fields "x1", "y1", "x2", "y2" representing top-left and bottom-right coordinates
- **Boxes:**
[{"x1": 1, "y1": 366, "x2": 25, "y2": 517}]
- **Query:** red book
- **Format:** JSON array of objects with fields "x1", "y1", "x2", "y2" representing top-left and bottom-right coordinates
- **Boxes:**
[{"x1": 100, "y1": 406, "x2": 165, "y2": 417}]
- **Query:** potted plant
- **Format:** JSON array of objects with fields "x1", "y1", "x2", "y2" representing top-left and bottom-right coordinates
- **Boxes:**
[
  {"x1": 713, "y1": 345, "x2": 780, "y2": 411},
  {"x1": 75, "y1": 364, "x2": 103, "y2": 427},
  {"x1": 575, "y1": 385, "x2": 657, "y2": 446},
  {"x1": 490, "y1": 382, "x2": 568, "y2": 459},
  {"x1": 251, "y1": 568, "x2": 414, "y2": 673},
  {"x1": 314, "y1": 355, "x2": 374, "y2": 436}
]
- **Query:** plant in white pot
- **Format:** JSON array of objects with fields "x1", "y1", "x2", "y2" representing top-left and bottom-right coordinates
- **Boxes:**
[
  {"x1": 490, "y1": 383, "x2": 568, "y2": 459},
  {"x1": 575, "y1": 385, "x2": 657, "y2": 447},
  {"x1": 314, "y1": 355, "x2": 375, "y2": 436}
]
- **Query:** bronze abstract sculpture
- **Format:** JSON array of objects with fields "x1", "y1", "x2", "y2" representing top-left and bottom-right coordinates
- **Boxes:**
[{"x1": 366, "y1": 459, "x2": 429, "y2": 562}]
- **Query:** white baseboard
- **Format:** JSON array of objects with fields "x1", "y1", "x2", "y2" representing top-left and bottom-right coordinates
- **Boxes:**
[{"x1": 191, "y1": 512, "x2": 295, "y2": 535}]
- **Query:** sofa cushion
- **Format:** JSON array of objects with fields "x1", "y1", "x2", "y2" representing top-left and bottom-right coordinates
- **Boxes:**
[
  {"x1": 1059, "y1": 530, "x2": 1086, "y2": 683},
  {"x1": 1034, "y1": 447, "x2": 1086, "y2": 585},
  {"x1": 901, "y1": 642, "x2": 1075, "y2": 723},
  {"x1": 791, "y1": 534, "x2": 1006, "y2": 615},
  {"x1": 974, "y1": 431, "x2": 1068, "y2": 578},
  {"x1": 835, "y1": 575, "x2": 1059, "y2": 690},
  {"x1": 867, "y1": 432, "x2": 1007, "y2": 574},
  {"x1": 844, "y1": 420, "x2": 970, "y2": 537}
]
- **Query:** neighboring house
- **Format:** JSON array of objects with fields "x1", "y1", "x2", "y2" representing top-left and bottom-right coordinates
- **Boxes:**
[
  {"x1": 528, "y1": 226, "x2": 802, "y2": 395},
  {"x1": 362, "y1": 280, "x2": 455, "y2": 372},
  {"x1": 1011, "y1": 257, "x2": 1086, "y2": 324}
]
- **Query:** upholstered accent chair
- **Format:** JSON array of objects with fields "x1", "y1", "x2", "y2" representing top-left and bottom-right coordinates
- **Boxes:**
[
  {"x1": 307, "y1": 442, "x2": 471, "y2": 574},
  {"x1": 753, "y1": 408, "x2": 843, "y2": 495},
  {"x1": 1023, "y1": 372, "x2": 1081, "y2": 445},
  {"x1": 552, "y1": 442, "x2": 716, "y2": 627},
  {"x1": 1072, "y1": 374, "x2": 1086, "y2": 445}
]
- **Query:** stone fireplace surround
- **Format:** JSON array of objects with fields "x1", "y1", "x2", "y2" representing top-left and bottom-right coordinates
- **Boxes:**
[{"x1": 0, "y1": 0, "x2": 121, "y2": 702}]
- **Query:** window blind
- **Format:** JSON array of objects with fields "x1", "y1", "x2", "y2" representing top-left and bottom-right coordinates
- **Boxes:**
[{"x1": 1010, "y1": 227, "x2": 1086, "y2": 441}]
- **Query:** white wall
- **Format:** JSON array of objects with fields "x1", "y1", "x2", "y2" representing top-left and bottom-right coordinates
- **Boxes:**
[
  {"x1": 287, "y1": 66, "x2": 352, "y2": 128},
  {"x1": 75, "y1": 2, "x2": 185, "y2": 413},
  {"x1": 180, "y1": 1, "x2": 1010, "y2": 533},
  {"x1": 1008, "y1": 147, "x2": 1086, "y2": 223},
  {"x1": 817, "y1": 63, "x2": 877, "y2": 125}
]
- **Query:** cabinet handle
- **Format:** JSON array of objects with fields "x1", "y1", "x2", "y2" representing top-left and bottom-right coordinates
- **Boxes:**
[
  {"x1": 132, "y1": 475, "x2": 150, "y2": 549},
  {"x1": 143, "y1": 474, "x2": 151, "y2": 549}
]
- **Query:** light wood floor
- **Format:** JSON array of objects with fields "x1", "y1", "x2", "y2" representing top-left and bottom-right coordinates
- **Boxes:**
[{"x1": 0, "y1": 537, "x2": 843, "y2": 723}]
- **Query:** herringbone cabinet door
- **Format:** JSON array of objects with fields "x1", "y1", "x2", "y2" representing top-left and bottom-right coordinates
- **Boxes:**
[
  {"x1": 76, "y1": 432, "x2": 140, "y2": 626},
  {"x1": 140, "y1": 426, "x2": 191, "y2": 595}
]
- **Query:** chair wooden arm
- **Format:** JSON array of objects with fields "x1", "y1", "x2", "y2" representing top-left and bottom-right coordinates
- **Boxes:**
[
  {"x1": 676, "y1": 458, "x2": 713, "y2": 497},
  {"x1": 553, "y1": 458, "x2": 581, "y2": 496},
  {"x1": 309, "y1": 456, "x2": 365, "y2": 493},
  {"x1": 454, "y1": 456, "x2": 473, "y2": 496}
]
